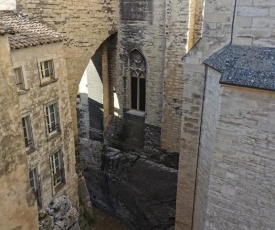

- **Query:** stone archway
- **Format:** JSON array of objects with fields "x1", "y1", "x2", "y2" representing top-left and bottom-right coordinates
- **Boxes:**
[
  {"x1": 77, "y1": 33, "x2": 118, "y2": 141},
  {"x1": 16, "y1": 0, "x2": 119, "y2": 134}
]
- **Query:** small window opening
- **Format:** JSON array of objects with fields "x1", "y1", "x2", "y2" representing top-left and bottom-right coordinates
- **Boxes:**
[
  {"x1": 14, "y1": 67, "x2": 24, "y2": 90},
  {"x1": 22, "y1": 115, "x2": 33, "y2": 150},
  {"x1": 45, "y1": 103, "x2": 59, "y2": 133},
  {"x1": 50, "y1": 150, "x2": 65, "y2": 190},
  {"x1": 40, "y1": 60, "x2": 54, "y2": 79},
  {"x1": 29, "y1": 168, "x2": 42, "y2": 207}
]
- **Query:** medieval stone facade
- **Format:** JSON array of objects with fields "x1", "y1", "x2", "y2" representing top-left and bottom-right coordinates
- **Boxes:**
[
  {"x1": 1, "y1": 0, "x2": 275, "y2": 230},
  {"x1": 0, "y1": 10, "x2": 79, "y2": 230},
  {"x1": 0, "y1": 27, "x2": 39, "y2": 230}
]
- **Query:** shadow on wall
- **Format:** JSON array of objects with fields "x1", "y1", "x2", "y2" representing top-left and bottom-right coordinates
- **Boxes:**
[
  {"x1": 77, "y1": 43, "x2": 105, "y2": 141},
  {"x1": 88, "y1": 98, "x2": 103, "y2": 141}
]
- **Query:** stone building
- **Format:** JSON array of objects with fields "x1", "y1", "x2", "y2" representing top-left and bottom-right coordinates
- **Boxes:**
[
  {"x1": 180, "y1": 1, "x2": 275, "y2": 229},
  {"x1": 0, "y1": 22, "x2": 38, "y2": 230},
  {"x1": 1, "y1": 0, "x2": 275, "y2": 230},
  {"x1": 0, "y1": 10, "x2": 79, "y2": 230}
]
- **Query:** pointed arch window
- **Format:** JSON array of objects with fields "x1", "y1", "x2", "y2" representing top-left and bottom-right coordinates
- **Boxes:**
[{"x1": 129, "y1": 49, "x2": 146, "y2": 112}]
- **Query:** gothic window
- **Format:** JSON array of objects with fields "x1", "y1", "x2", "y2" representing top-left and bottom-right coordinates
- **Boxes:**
[{"x1": 129, "y1": 49, "x2": 146, "y2": 112}]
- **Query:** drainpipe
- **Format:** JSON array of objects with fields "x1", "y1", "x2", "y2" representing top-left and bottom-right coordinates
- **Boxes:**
[
  {"x1": 231, "y1": 0, "x2": 238, "y2": 44},
  {"x1": 191, "y1": 65, "x2": 208, "y2": 230}
]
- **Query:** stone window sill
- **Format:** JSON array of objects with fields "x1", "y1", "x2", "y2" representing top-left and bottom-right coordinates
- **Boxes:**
[
  {"x1": 47, "y1": 130, "x2": 61, "y2": 142},
  {"x1": 40, "y1": 78, "x2": 58, "y2": 87},
  {"x1": 54, "y1": 182, "x2": 65, "y2": 194},
  {"x1": 126, "y1": 109, "x2": 145, "y2": 117},
  {"x1": 18, "y1": 89, "x2": 30, "y2": 96},
  {"x1": 26, "y1": 147, "x2": 35, "y2": 155}
]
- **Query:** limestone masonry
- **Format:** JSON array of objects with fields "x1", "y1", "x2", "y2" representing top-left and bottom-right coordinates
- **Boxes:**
[{"x1": 1, "y1": 0, "x2": 275, "y2": 230}]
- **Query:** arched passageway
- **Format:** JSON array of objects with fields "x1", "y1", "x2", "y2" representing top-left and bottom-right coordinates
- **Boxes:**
[
  {"x1": 77, "y1": 33, "x2": 119, "y2": 142},
  {"x1": 76, "y1": 31, "x2": 178, "y2": 229}
]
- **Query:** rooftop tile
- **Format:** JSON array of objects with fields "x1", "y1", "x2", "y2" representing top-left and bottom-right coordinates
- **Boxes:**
[
  {"x1": 0, "y1": 11, "x2": 63, "y2": 49},
  {"x1": 204, "y1": 44, "x2": 275, "y2": 91}
]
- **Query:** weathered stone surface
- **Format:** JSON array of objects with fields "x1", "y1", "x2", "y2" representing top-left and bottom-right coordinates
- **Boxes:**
[
  {"x1": 103, "y1": 115, "x2": 179, "y2": 169},
  {"x1": 193, "y1": 68, "x2": 221, "y2": 230},
  {"x1": 78, "y1": 177, "x2": 94, "y2": 230},
  {"x1": 79, "y1": 138, "x2": 177, "y2": 230},
  {"x1": 234, "y1": 1, "x2": 275, "y2": 47},
  {"x1": 199, "y1": 69, "x2": 275, "y2": 230},
  {"x1": 0, "y1": 34, "x2": 38, "y2": 230},
  {"x1": 39, "y1": 195, "x2": 80, "y2": 230},
  {"x1": 177, "y1": 0, "x2": 235, "y2": 228},
  {"x1": 16, "y1": 0, "x2": 119, "y2": 137},
  {"x1": 11, "y1": 42, "x2": 78, "y2": 209}
]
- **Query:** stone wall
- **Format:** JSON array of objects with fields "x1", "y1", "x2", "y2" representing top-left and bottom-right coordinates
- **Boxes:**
[
  {"x1": 106, "y1": 33, "x2": 118, "y2": 124},
  {"x1": 80, "y1": 139, "x2": 178, "y2": 230},
  {"x1": 0, "y1": 34, "x2": 38, "y2": 230},
  {"x1": 187, "y1": 0, "x2": 205, "y2": 50},
  {"x1": 88, "y1": 46, "x2": 104, "y2": 140},
  {"x1": 176, "y1": 0, "x2": 235, "y2": 229},
  {"x1": 117, "y1": 0, "x2": 166, "y2": 126},
  {"x1": 116, "y1": 0, "x2": 190, "y2": 153},
  {"x1": 161, "y1": 0, "x2": 190, "y2": 153},
  {"x1": 77, "y1": 63, "x2": 90, "y2": 139},
  {"x1": 233, "y1": 0, "x2": 275, "y2": 47},
  {"x1": 177, "y1": 0, "x2": 275, "y2": 228},
  {"x1": 39, "y1": 195, "x2": 80, "y2": 230},
  {"x1": 204, "y1": 82, "x2": 275, "y2": 229},
  {"x1": 11, "y1": 43, "x2": 78, "y2": 209},
  {"x1": 193, "y1": 68, "x2": 221, "y2": 230}
]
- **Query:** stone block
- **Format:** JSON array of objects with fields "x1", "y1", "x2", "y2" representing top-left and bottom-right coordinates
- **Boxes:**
[
  {"x1": 252, "y1": 17, "x2": 275, "y2": 28},
  {"x1": 235, "y1": 16, "x2": 253, "y2": 27},
  {"x1": 237, "y1": 7, "x2": 269, "y2": 17}
]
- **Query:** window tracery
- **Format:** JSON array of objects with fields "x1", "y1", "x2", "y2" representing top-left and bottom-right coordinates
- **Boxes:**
[{"x1": 129, "y1": 49, "x2": 146, "y2": 111}]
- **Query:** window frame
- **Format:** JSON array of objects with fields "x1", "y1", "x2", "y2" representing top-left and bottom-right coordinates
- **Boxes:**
[
  {"x1": 44, "y1": 100, "x2": 60, "y2": 137},
  {"x1": 38, "y1": 57, "x2": 57, "y2": 86},
  {"x1": 50, "y1": 149, "x2": 65, "y2": 192},
  {"x1": 14, "y1": 67, "x2": 25, "y2": 90},
  {"x1": 127, "y1": 49, "x2": 147, "y2": 114},
  {"x1": 12, "y1": 64, "x2": 28, "y2": 92},
  {"x1": 21, "y1": 114, "x2": 34, "y2": 152},
  {"x1": 29, "y1": 167, "x2": 42, "y2": 207}
]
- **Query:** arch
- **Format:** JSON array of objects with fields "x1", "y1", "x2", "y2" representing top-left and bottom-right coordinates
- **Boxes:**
[
  {"x1": 77, "y1": 32, "x2": 119, "y2": 140},
  {"x1": 128, "y1": 49, "x2": 147, "y2": 112}
]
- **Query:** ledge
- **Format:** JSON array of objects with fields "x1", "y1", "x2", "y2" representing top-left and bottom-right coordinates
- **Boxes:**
[
  {"x1": 18, "y1": 89, "x2": 30, "y2": 95},
  {"x1": 26, "y1": 147, "x2": 35, "y2": 155},
  {"x1": 47, "y1": 130, "x2": 61, "y2": 142},
  {"x1": 54, "y1": 182, "x2": 65, "y2": 194},
  {"x1": 126, "y1": 109, "x2": 145, "y2": 117},
  {"x1": 40, "y1": 78, "x2": 58, "y2": 87}
]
